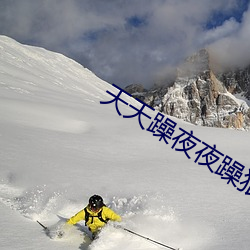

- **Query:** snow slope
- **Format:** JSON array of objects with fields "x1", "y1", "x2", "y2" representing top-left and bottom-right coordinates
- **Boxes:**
[{"x1": 0, "y1": 35, "x2": 250, "y2": 250}]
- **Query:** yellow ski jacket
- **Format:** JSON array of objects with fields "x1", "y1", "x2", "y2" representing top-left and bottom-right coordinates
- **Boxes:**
[{"x1": 67, "y1": 206, "x2": 121, "y2": 233}]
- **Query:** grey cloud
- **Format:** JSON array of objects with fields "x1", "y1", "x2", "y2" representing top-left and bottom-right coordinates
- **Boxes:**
[
  {"x1": 209, "y1": 5, "x2": 250, "y2": 69},
  {"x1": 0, "y1": 0, "x2": 249, "y2": 87}
]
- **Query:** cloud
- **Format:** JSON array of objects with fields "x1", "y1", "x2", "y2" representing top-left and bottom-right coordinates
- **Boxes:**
[
  {"x1": 208, "y1": 4, "x2": 250, "y2": 69},
  {"x1": 0, "y1": 0, "x2": 249, "y2": 87},
  {"x1": 200, "y1": 18, "x2": 240, "y2": 45}
]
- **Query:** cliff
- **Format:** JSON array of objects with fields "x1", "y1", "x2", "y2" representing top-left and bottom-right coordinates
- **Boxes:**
[{"x1": 125, "y1": 49, "x2": 250, "y2": 130}]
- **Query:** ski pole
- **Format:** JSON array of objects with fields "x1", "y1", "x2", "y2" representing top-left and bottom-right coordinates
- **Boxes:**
[
  {"x1": 37, "y1": 220, "x2": 48, "y2": 231},
  {"x1": 122, "y1": 227, "x2": 180, "y2": 250}
]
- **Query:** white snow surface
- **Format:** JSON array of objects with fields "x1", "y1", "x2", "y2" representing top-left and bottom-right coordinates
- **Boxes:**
[{"x1": 0, "y1": 35, "x2": 250, "y2": 250}]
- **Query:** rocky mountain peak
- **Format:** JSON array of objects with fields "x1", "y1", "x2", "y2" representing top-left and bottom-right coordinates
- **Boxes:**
[
  {"x1": 125, "y1": 49, "x2": 250, "y2": 130},
  {"x1": 177, "y1": 48, "x2": 210, "y2": 78}
]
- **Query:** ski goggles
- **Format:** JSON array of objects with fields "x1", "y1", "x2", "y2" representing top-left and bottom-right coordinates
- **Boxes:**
[{"x1": 89, "y1": 204, "x2": 101, "y2": 212}]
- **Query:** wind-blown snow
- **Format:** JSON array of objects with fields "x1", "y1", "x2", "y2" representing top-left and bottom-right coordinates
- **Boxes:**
[{"x1": 0, "y1": 36, "x2": 250, "y2": 250}]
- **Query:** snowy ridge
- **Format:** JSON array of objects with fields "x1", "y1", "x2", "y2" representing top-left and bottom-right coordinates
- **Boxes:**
[
  {"x1": 0, "y1": 36, "x2": 250, "y2": 250},
  {"x1": 0, "y1": 35, "x2": 125, "y2": 116}
]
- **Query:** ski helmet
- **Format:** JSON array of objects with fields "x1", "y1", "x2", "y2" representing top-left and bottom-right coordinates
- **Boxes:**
[{"x1": 89, "y1": 195, "x2": 104, "y2": 210}]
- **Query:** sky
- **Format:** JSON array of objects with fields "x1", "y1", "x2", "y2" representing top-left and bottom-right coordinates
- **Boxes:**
[{"x1": 0, "y1": 0, "x2": 249, "y2": 88}]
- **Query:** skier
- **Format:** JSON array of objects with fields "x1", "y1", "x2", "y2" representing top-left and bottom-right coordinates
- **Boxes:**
[{"x1": 66, "y1": 194, "x2": 121, "y2": 239}]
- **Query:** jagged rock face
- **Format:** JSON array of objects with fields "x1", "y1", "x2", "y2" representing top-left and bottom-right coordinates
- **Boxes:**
[
  {"x1": 218, "y1": 66, "x2": 250, "y2": 99},
  {"x1": 124, "y1": 83, "x2": 146, "y2": 100},
  {"x1": 163, "y1": 50, "x2": 250, "y2": 129},
  {"x1": 125, "y1": 49, "x2": 250, "y2": 130},
  {"x1": 124, "y1": 83, "x2": 145, "y2": 94}
]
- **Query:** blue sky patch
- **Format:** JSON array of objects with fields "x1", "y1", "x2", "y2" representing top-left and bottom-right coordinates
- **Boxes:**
[
  {"x1": 126, "y1": 15, "x2": 148, "y2": 28},
  {"x1": 206, "y1": 0, "x2": 249, "y2": 29}
]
